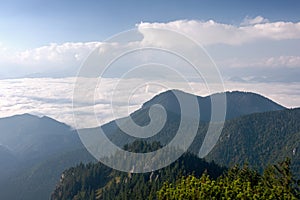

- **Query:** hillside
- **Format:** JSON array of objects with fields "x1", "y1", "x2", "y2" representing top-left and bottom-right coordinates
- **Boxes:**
[
  {"x1": 83, "y1": 93, "x2": 299, "y2": 178},
  {"x1": 0, "y1": 114, "x2": 81, "y2": 159},
  {"x1": 141, "y1": 90, "x2": 285, "y2": 121},
  {"x1": 51, "y1": 141, "x2": 226, "y2": 200},
  {"x1": 51, "y1": 141, "x2": 300, "y2": 200},
  {"x1": 0, "y1": 114, "x2": 95, "y2": 200},
  {"x1": 101, "y1": 90, "x2": 286, "y2": 148},
  {"x1": 206, "y1": 108, "x2": 300, "y2": 178},
  {"x1": 0, "y1": 145, "x2": 17, "y2": 179}
]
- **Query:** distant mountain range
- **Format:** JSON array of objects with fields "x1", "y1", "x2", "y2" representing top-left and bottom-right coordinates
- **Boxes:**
[
  {"x1": 0, "y1": 114, "x2": 95, "y2": 200},
  {"x1": 0, "y1": 90, "x2": 297, "y2": 200},
  {"x1": 0, "y1": 114, "x2": 80, "y2": 159}
]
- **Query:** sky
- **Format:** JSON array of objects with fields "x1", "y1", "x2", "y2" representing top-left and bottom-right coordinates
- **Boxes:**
[
  {"x1": 1, "y1": 0, "x2": 300, "y2": 48},
  {"x1": 0, "y1": 0, "x2": 300, "y2": 127}
]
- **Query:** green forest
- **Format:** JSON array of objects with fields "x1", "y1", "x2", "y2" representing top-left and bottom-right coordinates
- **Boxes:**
[
  {"x1": 158, "y1": 159, "x2": 300, "y2": 199},
  {"x1": 51, "y1": 141, "x2": 300, "y2": 200}
]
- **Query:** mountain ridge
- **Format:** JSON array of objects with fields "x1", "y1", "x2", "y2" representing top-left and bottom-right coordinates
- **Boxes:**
[
  {"x1": 205, "y1": 107, "x2": 300, "y2": 178},
  {"x1": 141, "y1": 90, "x2": 286, "y2": 121},
  {"x1": 0, "y1": 113, "x2": 94, "y2": 200},
  {"x1": 101, "y1": 90, "x2": 287, "y2": 148}
]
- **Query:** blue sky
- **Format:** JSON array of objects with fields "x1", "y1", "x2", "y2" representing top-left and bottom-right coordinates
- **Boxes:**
[{"x1": 1, "y1": 0, "x2": 300, "y2": 48}]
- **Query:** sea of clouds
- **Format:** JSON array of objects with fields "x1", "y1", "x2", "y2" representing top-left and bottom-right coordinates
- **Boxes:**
[{"x1": 0, "y1": 77, "x2": 299, "y2": 128}]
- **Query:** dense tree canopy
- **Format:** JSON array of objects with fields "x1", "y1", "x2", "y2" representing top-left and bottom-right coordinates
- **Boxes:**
[
  {"x1": 158, "y1": 158, "x2": 300, "y2": 200},
  {"x1": 51, "y1": 141, "x2": 300, "y2": 200},
  {"x1": 51, "y1": 141, "x2": 225, "y2": 200}
]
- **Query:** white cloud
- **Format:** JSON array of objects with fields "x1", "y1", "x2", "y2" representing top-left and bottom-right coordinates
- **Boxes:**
[
  {"x1": 0, "y1": 77, "x2": 299, "y2": 129},
  {"x1": 138, "y1": 18, "x2": 300, "y2": 46},
  {"x1": 241, "y1": 16, "x2": 269, "y2": 25},
  {"x1": 0, "y1": 77, "x2": 172, "y2": 128},
  {"x1": 260, "y1": 56, "x2": 300, "y2": 68},
  {"x1": 0, "y1": 42, "x2": 103, "y2": 77},
  {"x1": 220, "y1": 55, "x2": 300, "y2": 68},
  {"x1": 16, "y1": 42, "x2": 102, "y2": 66}
]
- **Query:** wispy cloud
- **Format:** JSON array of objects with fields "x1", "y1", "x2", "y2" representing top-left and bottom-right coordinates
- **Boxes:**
[
  {"x1": 220, "y1": 55, "x2": 300, "y2": 68},
  {"x1": 241, "y1": 16, "x2": 269, "y2": 26},
  {"x1": 0, "y1": 42, "x2": 102, "y2": 77}
]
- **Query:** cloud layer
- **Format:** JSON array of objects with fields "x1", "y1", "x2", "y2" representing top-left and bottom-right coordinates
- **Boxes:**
[{"x1": 0, "y1": 77, "x2": 299, "y2": 128}]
